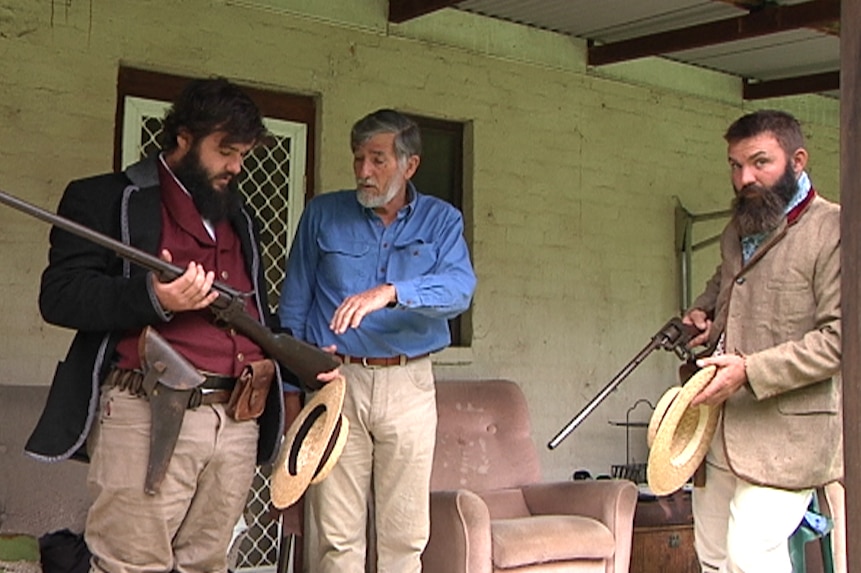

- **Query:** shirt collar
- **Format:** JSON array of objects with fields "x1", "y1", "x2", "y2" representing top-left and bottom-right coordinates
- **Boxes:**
[{"x1": 785, "y1": 171, "x2": 811, "y2": 214}]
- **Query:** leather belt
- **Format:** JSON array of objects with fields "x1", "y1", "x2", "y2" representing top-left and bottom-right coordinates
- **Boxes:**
[
  {"x1": 336, "y1": 353, "x2": 430, "y2": 368},
  {"x1": 104, "y1": 368, "x2": 235, "y2": 405},
  {"x1": 199, "y1": 389, "x2": 232, "y2": 405},
  {"x1": 200, "y1": 373, "x2": 237, "y2": 391}
]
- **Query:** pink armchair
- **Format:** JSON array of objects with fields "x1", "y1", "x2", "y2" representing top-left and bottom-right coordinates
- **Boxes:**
[{"x1": 423, "y1": 380, "x2": 637, "y2": 573}]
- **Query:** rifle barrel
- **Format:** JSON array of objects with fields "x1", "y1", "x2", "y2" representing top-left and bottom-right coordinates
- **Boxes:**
[
  {"x1": 547, "y1": 339, "x2": 658, "y2": 449},
  {"x1": 547, "y1": 317, "x2": 697, "y2": 450},
  {"x1": 0, "y1": 188, "x2": 339, "y2": 390},
  {"x1": 0, "y1": 189, "x2": 246, "y2": 298}
]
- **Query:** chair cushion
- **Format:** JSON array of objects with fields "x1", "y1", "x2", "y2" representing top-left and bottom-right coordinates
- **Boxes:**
[
  {"x1": 490, "y1": 515, "x2": 615, "y2": 569},
  {"x1": 480, "y1": 488, "x2": 531, "y2": 519}
]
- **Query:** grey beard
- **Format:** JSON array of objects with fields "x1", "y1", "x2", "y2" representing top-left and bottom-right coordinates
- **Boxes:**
[{"x1": 357, "y1": 178, "x2": 402, "y2": 209}]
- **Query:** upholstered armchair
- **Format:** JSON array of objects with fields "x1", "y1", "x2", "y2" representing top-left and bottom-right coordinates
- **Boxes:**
[{"x1": 423, "y1": 380, "x2": 637, "y2": 573}]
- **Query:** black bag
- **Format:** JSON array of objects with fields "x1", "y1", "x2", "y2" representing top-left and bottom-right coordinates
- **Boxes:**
[{"x1": 39, "y1": 529, "x2": 91, "y2": 573}]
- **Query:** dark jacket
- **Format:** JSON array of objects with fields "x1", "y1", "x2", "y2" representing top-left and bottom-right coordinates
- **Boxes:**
[{"x1": 26, "y1": 155, "x2": 284, "y2": 465}]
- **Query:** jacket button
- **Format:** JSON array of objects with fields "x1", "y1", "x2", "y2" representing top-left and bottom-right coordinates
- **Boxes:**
[{"x1": 736, "y1": 277, "x2": 746, "y2": 285}]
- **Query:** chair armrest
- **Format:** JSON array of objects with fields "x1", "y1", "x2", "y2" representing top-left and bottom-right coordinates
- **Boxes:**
[
  {"x1": 423, "y1": 490, "x2": 493, "y2": 573},
  {"x1": 522, "y1": 480, "x2": 638, "y2": 573},
  {"x1": 522, "y1": 480, "x2": 636, "y2": 526}
]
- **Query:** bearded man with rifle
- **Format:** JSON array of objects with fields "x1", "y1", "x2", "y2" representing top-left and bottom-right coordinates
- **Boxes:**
[{"x1": 23, "y1": 78, "x2": 338, "y2": 573}]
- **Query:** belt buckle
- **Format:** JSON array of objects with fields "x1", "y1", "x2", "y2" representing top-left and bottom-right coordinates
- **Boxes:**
[{"x1": 361, "y1": 356, "x2": 382, "y2": 369}]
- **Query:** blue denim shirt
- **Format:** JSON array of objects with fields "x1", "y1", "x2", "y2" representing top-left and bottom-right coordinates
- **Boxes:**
[{"x1": 278, "y1": 183, "x2": 476, "y2": 360}]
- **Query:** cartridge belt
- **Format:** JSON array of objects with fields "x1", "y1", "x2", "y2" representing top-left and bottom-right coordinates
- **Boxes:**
[{"x1": 104, "y1": 368, "x2": 235, "y2": 406}]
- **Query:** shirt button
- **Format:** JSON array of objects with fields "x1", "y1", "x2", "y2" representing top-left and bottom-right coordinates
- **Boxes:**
[
  {"x1": 237, "y1": 353, "x2": 245, "y2": 362},
  {"x1": 221, "y1": 271, "x2": 229, "y2": 280},
  {"x1": 383, "y1": 242, "x2": 389, "y2": 248},
  {"x1": 381, "y1": 267, "x2": 386, "y2": 273},
  {"x1": 736, "y1": 277, "x2": 746, "y2": 285}
]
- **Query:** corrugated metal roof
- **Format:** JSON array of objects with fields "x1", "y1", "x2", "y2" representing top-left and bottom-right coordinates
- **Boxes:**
[{"x1": 452, "y1": 0, "x2": 839, "y2": 96}]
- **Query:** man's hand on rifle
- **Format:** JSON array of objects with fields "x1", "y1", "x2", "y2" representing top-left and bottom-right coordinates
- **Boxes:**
[
  {"x1": 152, "y1": 249, "x2": 219, "y2": 313},
  {"x1": 682, "y1": 308, "x2": 712, "y2": 348},
  {"x1": 315, "y1": 344, "x2": 342, "y2": 384}
]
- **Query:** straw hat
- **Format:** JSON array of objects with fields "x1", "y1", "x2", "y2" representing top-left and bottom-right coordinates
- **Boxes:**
[
  {"x1": 646, "y1": 365, "x2": 719, "y2": 496},
  {"x1": 271, "y1": 375, "x2": 350, "y2": 509}
]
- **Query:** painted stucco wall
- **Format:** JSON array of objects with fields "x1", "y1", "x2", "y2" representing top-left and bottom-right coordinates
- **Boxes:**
[{"x1": 0, "y1": 0, "x2": 840, "y2": 480}]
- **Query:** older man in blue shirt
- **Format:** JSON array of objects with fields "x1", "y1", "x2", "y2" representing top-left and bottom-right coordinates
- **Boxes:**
[{"x1": 278, "y1": 109, "x2": 476, "y2": 573}]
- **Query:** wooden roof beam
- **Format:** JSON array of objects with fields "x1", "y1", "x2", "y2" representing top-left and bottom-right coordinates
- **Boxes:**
[
  {"x1": 589, "y1": 0, "x2": 839, "y2": 66},
  {"x1": 389, "y1": 0, "x2": 461, "y2": 24},
  {"x1": 743, "y1": 70, "x2": 840, "y2": 99}
]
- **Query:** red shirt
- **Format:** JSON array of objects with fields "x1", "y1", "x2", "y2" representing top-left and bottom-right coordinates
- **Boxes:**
[{"x1": 115, "y1": 158, "x2": 265, "y2": 375}]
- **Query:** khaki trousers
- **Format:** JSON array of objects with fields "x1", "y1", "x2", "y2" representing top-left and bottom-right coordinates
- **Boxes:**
[
  {"x1": 86, "y1": 387, "x2": 259, "y2": 573},
  {"x1": 309, "y1": 358, "x2": 436, "y2": 573},
  {"x1": 692, "y1": 425, "x2": 812, "y2": 573}
]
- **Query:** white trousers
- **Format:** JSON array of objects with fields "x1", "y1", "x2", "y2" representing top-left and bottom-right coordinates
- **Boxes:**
[{"x1": 692, "y1": 426, "x2": 812, "y2": 573}]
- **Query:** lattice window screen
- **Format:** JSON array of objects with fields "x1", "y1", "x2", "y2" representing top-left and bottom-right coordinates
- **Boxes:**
[{"x1": 122, "y1": 95, "x2": 307, "y2": 573}]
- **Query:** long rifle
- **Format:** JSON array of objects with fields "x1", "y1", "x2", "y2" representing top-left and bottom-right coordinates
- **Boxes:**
[
  {"x1": 0, "y1": 189, "x2": 339, "y2": 391},
  {"x1": 547, "y1": 317, "x2": 698, "y2": 449}
]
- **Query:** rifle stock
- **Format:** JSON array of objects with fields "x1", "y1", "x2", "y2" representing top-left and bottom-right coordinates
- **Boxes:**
[{"x1": 0, "y1": 188, "x2": 338, "y2": 391}]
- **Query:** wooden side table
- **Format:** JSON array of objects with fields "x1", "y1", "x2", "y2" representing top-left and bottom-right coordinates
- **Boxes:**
[{"x1": 630, "y1": 523, "x2": 699, "y2": 573}]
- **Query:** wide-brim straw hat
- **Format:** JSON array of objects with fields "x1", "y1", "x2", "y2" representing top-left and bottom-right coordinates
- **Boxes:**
[
  {"x1": 271, "y1": 375, "x2": 350, "y2": 509},
  {"x1": 646, "y1": 365, "x2": 719, "y2": 496}
]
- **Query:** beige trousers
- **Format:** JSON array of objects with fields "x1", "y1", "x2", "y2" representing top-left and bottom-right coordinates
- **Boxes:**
[
  {"x1": 692, "y1": 426, "x2": 812, "y2": 573},
  {"x1": 86, "y1": 387, "x2": 259, "y2": 573},
  {"x1": 309, "y1": 358, "x2": 436, "y2": 573}
]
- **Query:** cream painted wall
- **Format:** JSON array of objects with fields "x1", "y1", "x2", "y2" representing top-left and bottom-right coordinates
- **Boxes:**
[{"x1": 0, "y1": 0, "x2": 840, "y2": 480}]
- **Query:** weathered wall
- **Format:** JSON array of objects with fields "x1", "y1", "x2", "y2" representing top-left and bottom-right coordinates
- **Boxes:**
[{"x1": 0, "y1": 0, "x2": 840, "y2": 479}]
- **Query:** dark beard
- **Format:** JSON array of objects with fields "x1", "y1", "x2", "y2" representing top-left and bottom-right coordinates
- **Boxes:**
[
  {"x1": 172, "y1": 147, "x2": 241, "y2": 224},
  {"x1": 731, "y1": 164, "x2": 797, "y2": 236}
]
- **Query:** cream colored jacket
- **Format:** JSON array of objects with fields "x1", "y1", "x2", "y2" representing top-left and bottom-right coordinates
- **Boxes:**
[{"x1": 692, "y1": 194, "x2": 841, "y2": 489}]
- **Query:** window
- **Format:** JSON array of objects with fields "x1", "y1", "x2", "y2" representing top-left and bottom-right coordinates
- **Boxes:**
[{"x1": 405, "y1": 114, "x2": 471, "y2": 347}]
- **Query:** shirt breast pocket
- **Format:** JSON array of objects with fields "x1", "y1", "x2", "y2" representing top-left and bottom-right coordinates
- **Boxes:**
[
  {"x1": 390, "y1": 239, "x2": 437, "y2": 279},
  {"x1": 317, "y1": 236, "x2": 373, "y2": 284}
]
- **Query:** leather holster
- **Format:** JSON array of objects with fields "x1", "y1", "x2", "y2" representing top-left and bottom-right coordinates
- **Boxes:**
[{"x1": 138, "y1": 326, "x2": 206, "y2": 495}]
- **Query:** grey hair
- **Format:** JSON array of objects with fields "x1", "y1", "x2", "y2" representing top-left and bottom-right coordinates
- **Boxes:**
[{"x1": 350, "y1": 109, "x2": 422, "y2": 163}]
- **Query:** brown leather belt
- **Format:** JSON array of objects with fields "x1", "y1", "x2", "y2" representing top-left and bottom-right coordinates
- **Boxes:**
[
  {"x1": 336, "y1": 353, "x2": 430, "y2": 368},
  {"x1": 103, "y1": 368, "x2": 235, "y2": 406}
]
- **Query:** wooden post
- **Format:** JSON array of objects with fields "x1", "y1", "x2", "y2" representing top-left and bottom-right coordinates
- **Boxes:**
[{"x1": 841, "y1": 1, "x2": 861, "y2": 572}]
